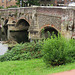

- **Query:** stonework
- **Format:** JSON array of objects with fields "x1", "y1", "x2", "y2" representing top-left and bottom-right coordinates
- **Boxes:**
[{"x1": 0, "y1": 6, "x2": 75, "y2": 41}]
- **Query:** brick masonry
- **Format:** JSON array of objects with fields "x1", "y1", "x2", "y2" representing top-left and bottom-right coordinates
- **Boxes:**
[{"x1": 0, "y1": 6, "x2": 75, "y2": 40}]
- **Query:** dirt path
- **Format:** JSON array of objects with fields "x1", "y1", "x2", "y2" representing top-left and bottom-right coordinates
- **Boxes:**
[{"x1": 49, "y1": 69, "x2": 75, "y2": 75}]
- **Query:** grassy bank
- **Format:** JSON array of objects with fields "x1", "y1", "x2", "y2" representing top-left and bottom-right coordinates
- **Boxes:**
[{"x1": 0, "y1": 59, "x2": 75, "y2": 75}]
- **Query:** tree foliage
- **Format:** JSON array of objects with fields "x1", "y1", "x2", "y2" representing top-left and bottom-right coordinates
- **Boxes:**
[
  {"x1": 27, "y1": 0, "x2": 39, "y2": 6},
  {"x1": 42, "y1": 35, "x2": 75, "y2": 66},
  {"x1": 16, "y1": 0, "x2": 39, "y2": 7},
  {"x1": 0, "y1": 6, "x2": 3, "y2": 9}
]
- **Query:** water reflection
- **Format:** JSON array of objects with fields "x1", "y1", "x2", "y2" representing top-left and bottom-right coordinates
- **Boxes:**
[{"x1": 0, "y1": 43, "x2": 8, "y2": 55}]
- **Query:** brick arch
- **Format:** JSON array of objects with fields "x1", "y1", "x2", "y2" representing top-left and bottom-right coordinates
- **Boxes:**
[
  {"x1": 16, "y1": 18, "x2": 30, "y2": 26},
  {"x1": 40, "y1": 24, "x2": 60, "y2": 32},
  {"x1": 39, "y1": 24, "x2": 61, "y2": 38},
  {"x1": 16, "y1": 17, "x2": 31, "y2": 25}
]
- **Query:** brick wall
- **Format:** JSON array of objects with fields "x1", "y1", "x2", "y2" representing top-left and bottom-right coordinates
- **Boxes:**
[
  {"x1": 37, "y1": 8, "x2": 62, "y2": 31},
  {"x1": 40, "y1": 0, "x2": 75, "y2": 6},
  {"x1": 0, "y1": 0, "x2": 17, "y2": 8}
]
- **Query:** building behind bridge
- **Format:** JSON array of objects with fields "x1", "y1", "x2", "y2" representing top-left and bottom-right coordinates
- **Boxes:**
[
  {"x1": 0, "y1": 0, "x2": 75, "y2": 8},
  {"x1": 0, "y1": 0, "x2": 17, "y2": 8},
  {"x1": 39, "y1": 0, "x2": 75, "y2": 6}
]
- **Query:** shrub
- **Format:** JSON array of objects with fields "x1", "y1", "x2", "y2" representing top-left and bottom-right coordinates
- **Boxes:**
[
  {"x1": 0, "y1": 41, "x2": 43, "y2": 62},
  {"x1": 42, "y1": 35, "x2": 75, "y2": 66},
  {"x1": 67, "y1": 39, "x2": 75, "y2": 62},
  {"x1": 7, "y1": 5, "x2": 17, "y2": 8},
  {"x1": 0, "y1": 6, "x2": 3, "y2": 9}
]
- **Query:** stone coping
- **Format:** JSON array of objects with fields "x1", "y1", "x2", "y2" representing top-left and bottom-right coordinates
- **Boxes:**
[{"x1": 0, "y1": 6, "x2": 75, "y2": 11}]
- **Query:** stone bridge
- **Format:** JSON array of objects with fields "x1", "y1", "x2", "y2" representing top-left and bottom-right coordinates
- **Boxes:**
[{"x1": 0, "y1": 6, "x2": 75, "y2": 42}]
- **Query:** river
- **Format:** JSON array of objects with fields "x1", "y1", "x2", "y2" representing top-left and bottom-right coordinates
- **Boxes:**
[{"x1": 0, "y1": 42, "x2": 8, "y2": 55}]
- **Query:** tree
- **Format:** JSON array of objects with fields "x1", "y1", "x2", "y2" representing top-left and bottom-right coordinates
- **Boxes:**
[
  {"x1": 16, "y1": 0, "x2": 21, "y2": 7},
  {"x1": 27, "y1": 0, "x2": 39, "y2": 6},
  {"x1": 16, "y1": 0, "x2": 39, "y2": 7},
  {"x1": 0, "y1": 6, "x2": 3, "y2": 9}
]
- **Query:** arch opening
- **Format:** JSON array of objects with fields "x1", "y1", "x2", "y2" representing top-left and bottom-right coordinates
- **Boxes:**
[
  {"x1": 16, "y1": 19, "x2": 29, "y2": 27},
  {"x1": 40, "y1": 26, "x2": 58, "y2": 39},
  {"x1": 10, "y1": 19, "x2": 30, "y2": 43}
]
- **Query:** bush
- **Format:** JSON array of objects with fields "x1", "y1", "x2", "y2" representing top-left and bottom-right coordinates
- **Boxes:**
[
  {"x1": 0, "y1": 41, "x2": 43, "y2": 62},
  {"x1": 67, "y1": 39, "x2": 75, "y2": 61},
  {"x1": 0, "y1": 6, "x2": 3, "y2": 9},
  {"x1": 7, "y1": 5, "x2": 17, "y2": 8},
  {"x1": 42, "y1": 35, "x2": 75, "y2": 66}
]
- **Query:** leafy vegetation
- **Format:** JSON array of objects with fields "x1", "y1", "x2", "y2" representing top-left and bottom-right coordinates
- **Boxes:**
[
  {"x1": 27, "y1": 0, "x2": 39, "y2": 6},
  {"x1": 0, "y1": 33, "x2": 75, "y2": 67},
  {"x1": 0, "y1": 6, "x2": 3, "y2": 9},
  {"x1": 42, "y1": 35, "x2": 75, "y2": 66},
  {"x1": 0, "y1": 41, "x2": 43, "y2": 61},
  {"x1": 0, "y1": 59, "x2": 75, "y2": 75},
  {"x1": 7, "y1": 5, "x2": 17, "y2": 8},
  {"x1": 16, "y1": 0, "x2": 39, "y2": 7}
]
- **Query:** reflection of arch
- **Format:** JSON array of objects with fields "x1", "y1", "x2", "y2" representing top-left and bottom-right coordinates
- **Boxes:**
[{"x1": 40, "y1": 25, "x2": 59, "y2": 38}]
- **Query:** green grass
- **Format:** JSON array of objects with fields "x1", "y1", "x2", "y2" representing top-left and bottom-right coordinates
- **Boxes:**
[{"x1": 0, "y1": 59, "x2": 75, "y2": 75}]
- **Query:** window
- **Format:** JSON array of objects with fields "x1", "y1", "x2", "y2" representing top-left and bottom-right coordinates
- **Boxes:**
[
  {"x1": 8, "y1": 0, "x2": 11, "y2": 1},
  {"x1": 57, "y1": 0, "x2": 59, "y2": 2},
  {"x1": 2, "y1": 0, "x2": 4, "y2": 3},
  {"x1": 67, "y1": 0, "x2": 69, "y2": 1},
  {"x1": 2, "y1": 5, "x2": 4, "y2": 8}
]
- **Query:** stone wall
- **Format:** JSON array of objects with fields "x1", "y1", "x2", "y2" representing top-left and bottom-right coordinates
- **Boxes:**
[{"x1": 0, "y1": 6, "x2": 75, "y2": 41}]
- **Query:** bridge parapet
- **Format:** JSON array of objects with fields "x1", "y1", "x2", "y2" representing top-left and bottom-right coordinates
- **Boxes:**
[{"x1": 0, "y1": 6, "x2": 75, "y2": 41}]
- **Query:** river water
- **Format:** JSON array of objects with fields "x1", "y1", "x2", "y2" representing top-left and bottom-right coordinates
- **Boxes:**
[{"x1": 0, "y1": 43, "x2": 8, "y2": 55}]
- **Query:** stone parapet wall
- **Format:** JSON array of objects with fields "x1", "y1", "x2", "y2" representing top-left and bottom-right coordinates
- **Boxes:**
[{"x1": 0, "y1": 6, "x2": 75, "y2": 40}]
